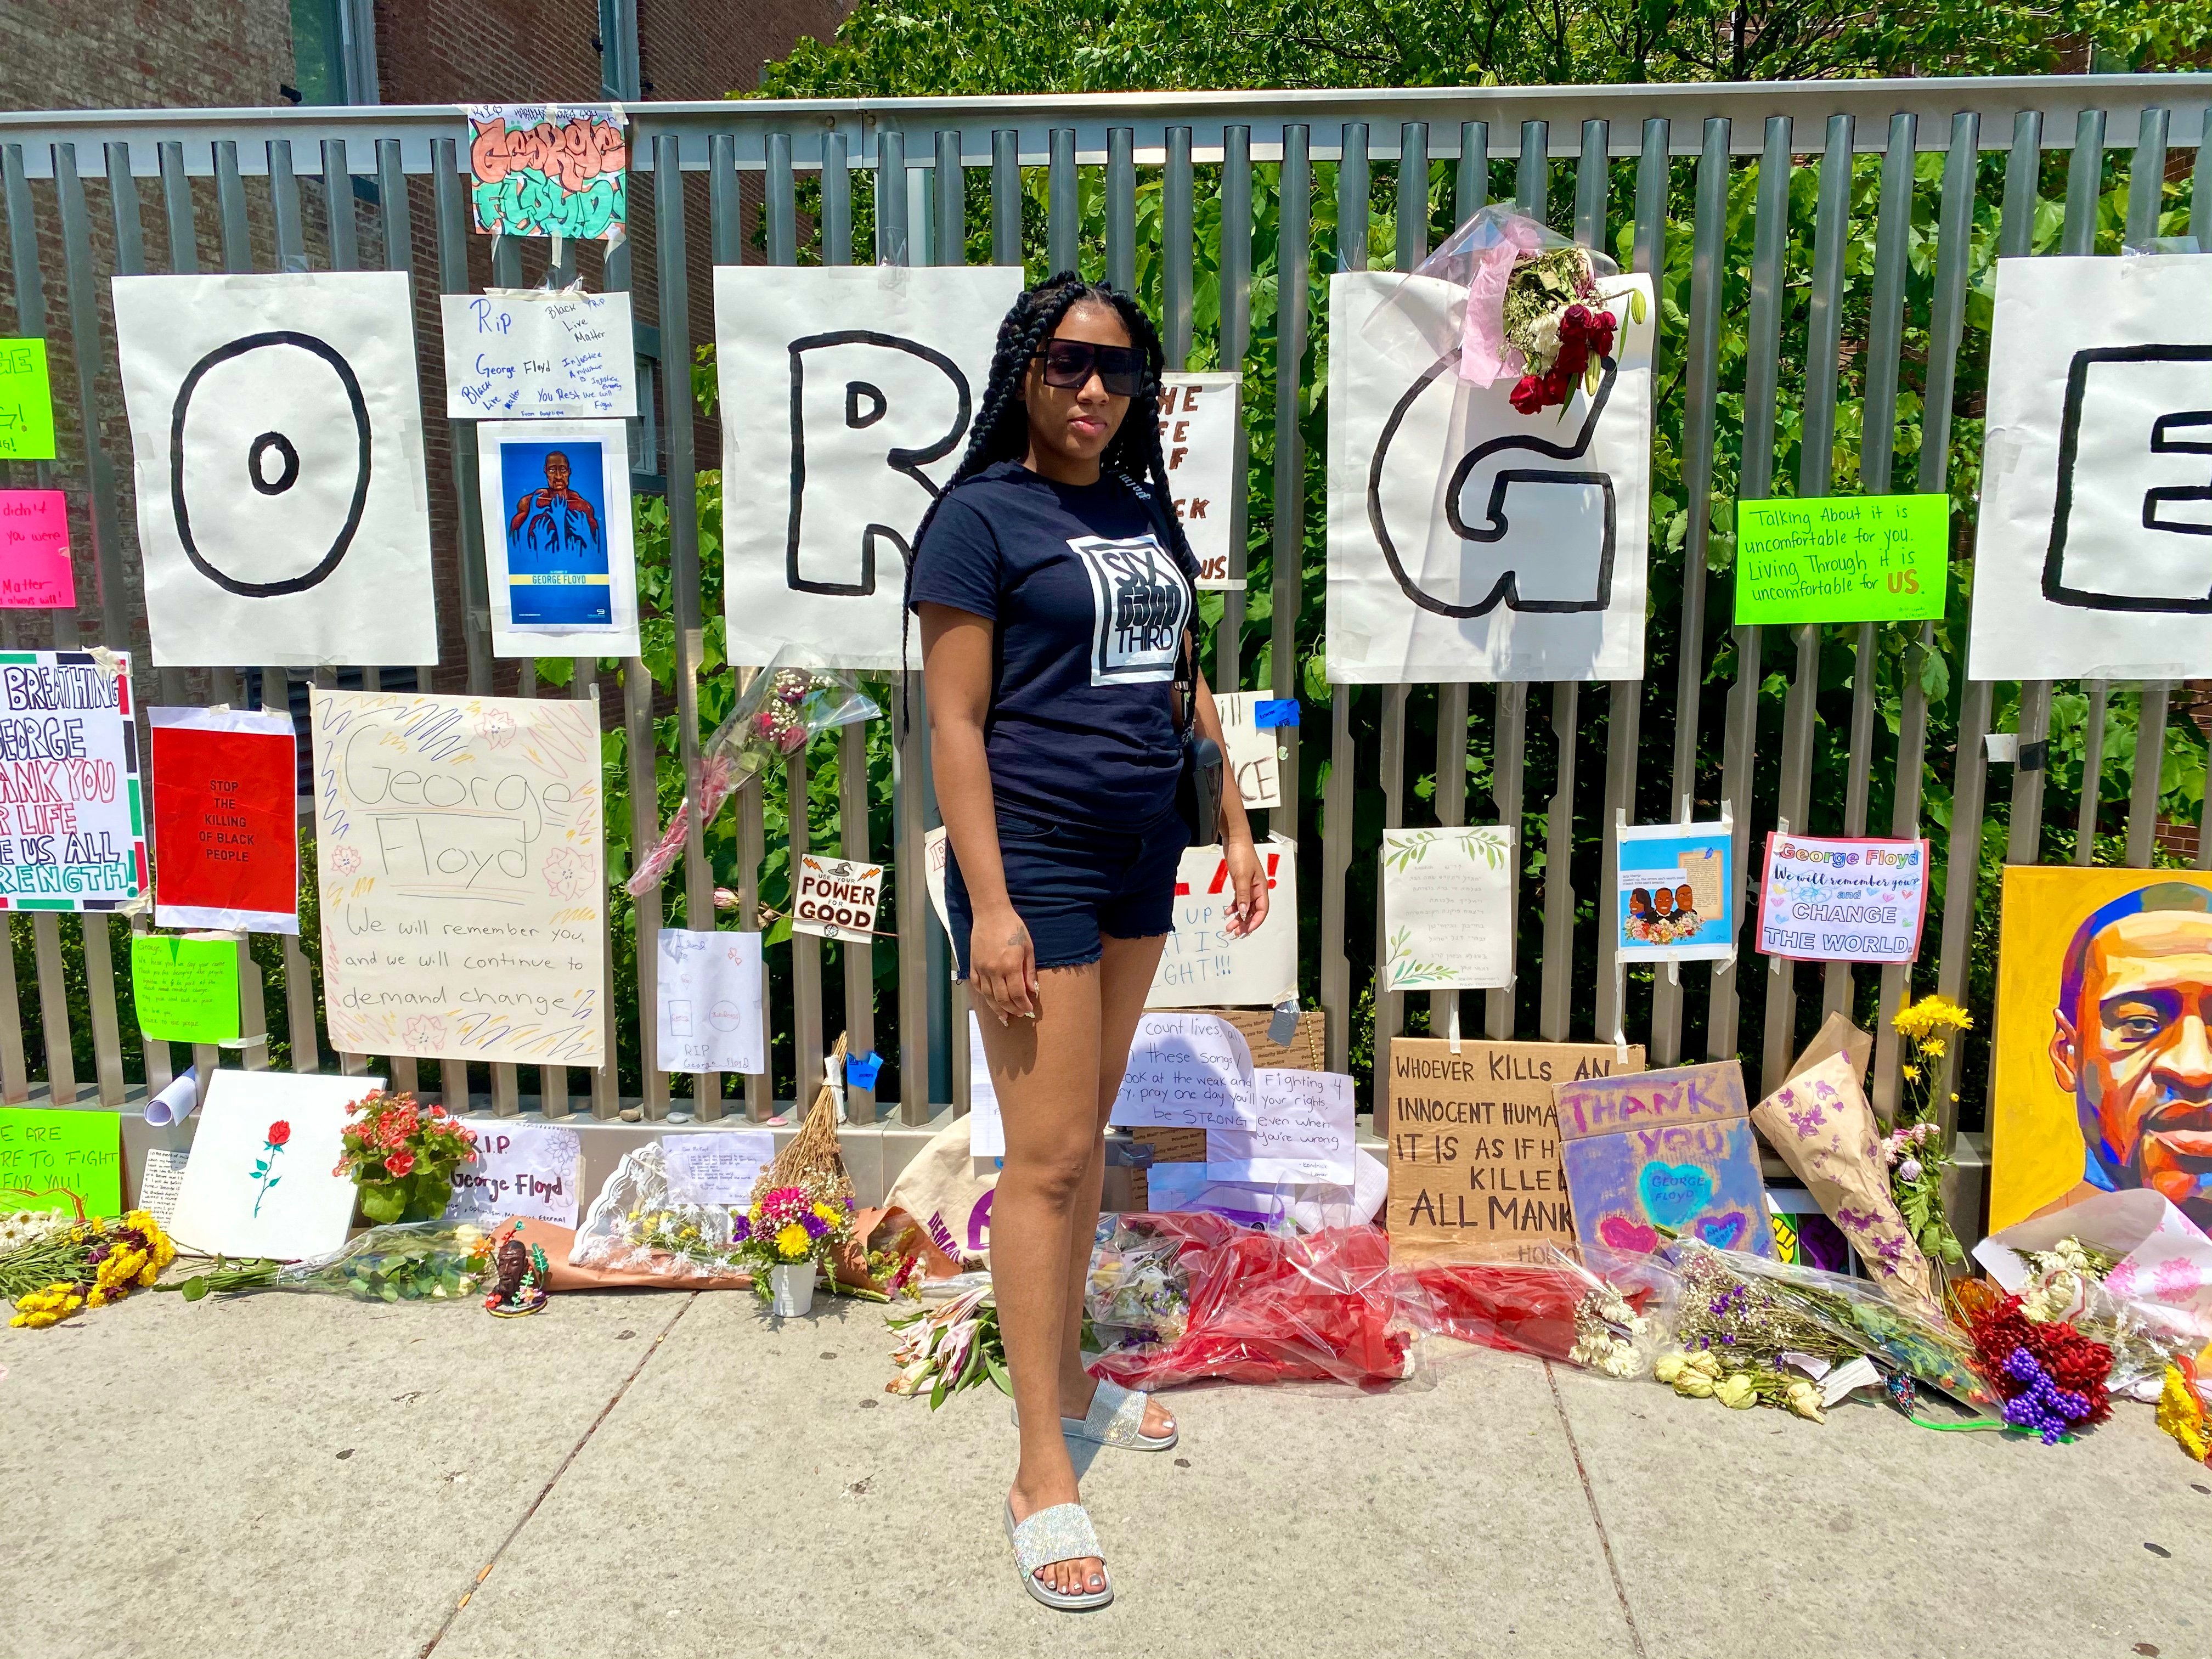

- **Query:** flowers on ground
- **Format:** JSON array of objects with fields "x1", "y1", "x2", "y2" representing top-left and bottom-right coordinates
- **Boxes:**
[
  {"x1": 1887, "y1": 995, "x2": 1972, "y2": 1274},
  {"x1": 887, "y1": 1283, "x2": 1009, "y2": 1408},
  {"x1": 737, "y1": 1183, "x2": 853, "y2": 1271},
  {"x1": 1966, "y1": 1290, "x2": 2113, "y2": 1445},
  {"x1": 336, "y1": 1090, "x2": 478, "y2": 1225},
  {"x1": 5, "y1": 1209, "x2": 177, "y2": 1327}
]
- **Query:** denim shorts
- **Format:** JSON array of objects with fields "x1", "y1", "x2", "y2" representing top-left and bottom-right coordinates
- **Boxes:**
[{"x1": 946, "y1": 806, "x2": 1189, "y2": 976}]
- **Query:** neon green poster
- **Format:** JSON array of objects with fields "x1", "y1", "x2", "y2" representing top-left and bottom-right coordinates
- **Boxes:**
[
  {"x1": 0, "y1": 1108, "x2": 123, "y2": 1217},
  {"x1": 1734, "y1": 494, "x2": 1949, "y2": 625},
  {"x1": 0, "y1": 338, "x2": 57, "y2": 461}
]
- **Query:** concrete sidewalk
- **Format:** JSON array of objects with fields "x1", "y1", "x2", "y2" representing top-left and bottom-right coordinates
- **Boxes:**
[{"x1": 3, "y1": 1284, "x2": 2207, "y2": 1659}]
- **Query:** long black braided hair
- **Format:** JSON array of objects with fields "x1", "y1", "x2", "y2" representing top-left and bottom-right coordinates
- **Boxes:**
[{"x1": 898, "y1": 270, "x2": 1198, "y2": 731}]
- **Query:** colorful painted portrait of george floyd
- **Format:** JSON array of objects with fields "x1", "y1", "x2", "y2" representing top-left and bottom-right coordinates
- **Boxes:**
[{"x1": 1990, "y1": 869, "x2": 2212, "y2": 1234}]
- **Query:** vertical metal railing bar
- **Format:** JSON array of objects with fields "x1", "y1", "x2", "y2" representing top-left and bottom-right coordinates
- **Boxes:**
[
  {"x1": 8, "y1": 145, "x2": 73, "y2": 1104},
  {"x1": 2120, "y1": 108, "x2": 2173, "y2": 874},
  {"x1": 1319, "y1": 120, "x2": 1364, "y2": 1076},
  {"x1": 1595, "y1": 116, "x2": 1668, "y2": 1051},
  {"x1": 2198, "y1": 105, "x2": 2212, "y2": 877},
  {"x1": 101, "y1": 141, "x2": 172, "y2": 1098},
  {"x1": 766, "y1": 130, "x2": 798, "y2": 266},
  {"x1": 989, "y1": 128, "x2": 1019, "y2": 269},
  {"x1": 159, "y1": 142, "x2": 198, "y2": 278},
  {"x1": 1105, "y1": 127, "x2": 1135, "y2": 294},
  {"x1": 652, "y1": 132, "x2": 716, "y2": 1121},
  {"x1": 1161, "y1": 127, "x2": 1193, "y2": 368},
  {"x1": 1760, "y1": 112, "x2": 1852, "y2": 1093},
  {"x1": 1537, "y1": 119, "x2": 1602, "y2": 1044},
  {"x1": 1048, "y1": 127, "x2": 1077, "y2": 275},
  {"x1": 1429, "y1": 121, "x2": 1482, "y2": 1046},
  {"x1": 1216, "y1": 126, "x2": 1252, "y2": 693},
  {"x1": 2074, "y1": 681, "x2": 2109, "y2": 865},
  {"x1": 822, "y1": 131, "x2": 853, "y2": 267},
  {"x1": 1268, "y1": 124, "x2": 1307, "y2": 861},
  {"x1": 1710, "y1": 115, "x2": 1790, "y2": 1066},
  {"x1": 321, "y1": 138, "x2": 358, "y2": 273},
  {"x1": 1652, "y1": 117, "x2": 1729, "y2": 1064},
  {"x1": 934, "y1": 127, "x2": 963, "y2": 273}
]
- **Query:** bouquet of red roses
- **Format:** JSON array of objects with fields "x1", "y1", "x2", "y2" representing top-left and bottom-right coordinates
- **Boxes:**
[{"x1": 336, "y1": 1091, "x2": 478, "y2": 1225}]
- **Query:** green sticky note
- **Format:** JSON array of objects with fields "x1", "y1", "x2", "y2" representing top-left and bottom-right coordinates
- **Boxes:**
[
  {"x1": 131, "y1": 933, "x2": 242, "y2": 1044},
  {"x1": 0, "y1": 1108, "x2": 122, "y2": 1218},
  {"x1": 1733, "y1": 494, "x2": 1949, "y2": 624},
  {"x1": 0, "y1": 339, "x2": 57, "y2": 461}
]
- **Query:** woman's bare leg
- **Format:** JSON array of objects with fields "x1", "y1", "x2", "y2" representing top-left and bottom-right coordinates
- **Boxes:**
[
  {"x1": 1054, "y1": 930, "x2": 1175, "y2": 1438},
  {"x1": 983, "y1": 962, "x2": 1107, "y2": 1599}
]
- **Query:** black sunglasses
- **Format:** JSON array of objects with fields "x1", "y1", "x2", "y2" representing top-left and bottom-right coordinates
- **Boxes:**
[{"x1": 1037, "y1": 338, "x2": 1145, "y2": 397}]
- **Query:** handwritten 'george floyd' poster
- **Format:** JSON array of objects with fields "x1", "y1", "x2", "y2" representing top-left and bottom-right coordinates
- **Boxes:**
[{"x1": 311, "y1": 688, "x2": 604, "y2": 1065}]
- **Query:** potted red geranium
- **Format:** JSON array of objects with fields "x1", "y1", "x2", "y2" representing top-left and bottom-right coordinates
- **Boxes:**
[{"x1": 335, "y1": 1090, "x2": 478, "y2": 1224}]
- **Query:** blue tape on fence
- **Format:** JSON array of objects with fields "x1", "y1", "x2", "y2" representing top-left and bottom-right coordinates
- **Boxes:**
[
  {"x1": 1253, "y1": 698, "x2": 1300, "y2": 729},
  {"x1": 846, "y1": 1050, "x2": 885, "y2": 1090}
]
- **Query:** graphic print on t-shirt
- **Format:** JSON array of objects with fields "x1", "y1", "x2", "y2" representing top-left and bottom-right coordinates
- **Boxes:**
[{"x1": 1069, "y1": 533, "x2": 1190, "y2": 686}]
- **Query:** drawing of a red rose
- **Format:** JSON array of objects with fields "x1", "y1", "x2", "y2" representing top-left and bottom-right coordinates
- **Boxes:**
[
  {"x1": 251, "y1": 1121, "x2": 290, "y2": 1217},
  {"x1": 267, "y1": 1120, "x2": 292, "y2": 1147}
]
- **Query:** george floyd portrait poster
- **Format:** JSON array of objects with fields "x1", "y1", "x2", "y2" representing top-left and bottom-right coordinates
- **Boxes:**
[{"x1": 1990, "y1": 868, "x2": 2212, "y2": 1234}]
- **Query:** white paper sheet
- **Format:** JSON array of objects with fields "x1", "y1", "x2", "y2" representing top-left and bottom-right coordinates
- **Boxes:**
[
  {"x1": 1108, "y1": 1011, "x2": 1261, "y2": 1131},
  {"x1": 1326, "y1": 270, "x2": 1654, "y2": 684},
  {"x1": 1159, "y1": 373, "x2": 1242, "y2": 588},
  {"x1": 1970, "y1": 255, "x2": 2212, "y2": 680},
  {"x1": 111, "y1": 272, "x2": 437, "y2": 668},
  {"x1": 166, "y1": 1070, "x2": 381, "y2": 1260},
  {"x1": 967, "y1": 1010, "x2": 1005, "y2": 1158},
  {"x1": 444, "y1": 1121, "x2": 584, "y2": 1227},
  {"x1": 143, "y1": 1066, "x2": 200, "y2": 1127},
  {"x1": 924, "y1": 825, "x2": 952, "y2": 939},
  {"x1": 441, "y1": 289, "x2": 637, "y2": 419},
  {"x1": 714, "y1": 264, "x2": 1026, "y2": 670},
  {"x1": 661, "y1": 1128, "x2": 776, "y2": 1205},
  {"x1": 1212, "y1": 690, "x2": 1284, "y2": 811},
  {"x1": 137, "y1": 1145, "x2": 190, "y2": 1229},
  {"x1": 475, "y1": 420, "x2": 640, "y2": 656},
  {"x1": 1210, "y1": 1069, "x2": 1356, "y2": 1182},
  {"x1": 311, "y1": 689, "x2": 606, "y2": 1065},
  {"x1": 1380, "y1": 826, "x2": 1514, "y2": 991},
  {"x1": 1147, "y1": 833, "x2": 1299, "y2": 1008},
  {"x1": 655, "y1": 927, "x2": 765, "y2": 1075}
]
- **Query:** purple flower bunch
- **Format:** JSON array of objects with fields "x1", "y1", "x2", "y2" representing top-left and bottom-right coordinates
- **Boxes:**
[{"x1": 2000, "y1": 1345, "x2": 2093, "y2": 1444}]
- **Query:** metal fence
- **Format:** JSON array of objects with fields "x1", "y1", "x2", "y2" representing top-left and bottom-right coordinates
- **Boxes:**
[{"x1": 1, "y1": 78, "x2": 2208, "y2": 1166}]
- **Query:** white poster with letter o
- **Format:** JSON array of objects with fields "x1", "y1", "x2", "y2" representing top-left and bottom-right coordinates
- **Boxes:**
[
  {"x1": 111, "y1": 272, "x2": 437, "y2": 669},
  {"x1": 714, "y1": 265, "x2": 1025, "y2": 670}
]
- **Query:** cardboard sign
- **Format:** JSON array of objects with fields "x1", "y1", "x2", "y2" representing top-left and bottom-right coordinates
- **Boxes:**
[
  {"x1": 1380, "y1": 827, "x2": 1514, "y2": 991},
  {"x1": 0, "y1": 1107, "x2": 122, "y2": 1217},
  {"x1": 1756, "y1": 833, "x2": 1929, "y2": 964},
  {"x1": 311, "y1": 689, "x2": 605, "y2": 1066},
  {"x1": 656, "y1": 928, "x2": 764, "y2": 1075},
  {"x1": 1148, "y1": 833, "x2": 1298, "y2": 1008},
  {"x1": 0, "y1": 651, "x2": 145, "y2": 913},
  {"x1": 166, "y1": 1071, "x2": 377, "y2": 1259},
  {"x1": 1733, "y1": 494, "x2": 1949, "y2": 624},
  {"x1": 1386, "y1": 1038, "x2": 1643, "y2": 1260},
  {"x1": 445, "y1": 1121, "x2": 583, "y2": 1227},
  {"x1": 791, "y1": 853, "x2": 884, "y2": 940},
  {"x1": 130, "y1": 934, "x2": 241, "y2": 1044},
  {"x1": 0, "y1": 490, "x2": 74, "y2": 607},
  {"x1": 1616, "y1": 821, "x2": 1734, "y2": 963},
  {"x1": 149, "y1": 706, "x2": 298, "y2": 934},
  {"x1": 1212, "y1": 690, "x2": 1284, "y2": 811},
  {"x1": 1159, "y1": 373, "x2": 1241, "y2": 588},
  {"x1": 441, "y1": 289, "x2": 636, "y2": 419},
  {"x1": 0, "y1": 338, "x2": 57, "y2": 460},
  {"x1": 1554, "y1": 1060, "x2": 1774, "y2": 1259}
]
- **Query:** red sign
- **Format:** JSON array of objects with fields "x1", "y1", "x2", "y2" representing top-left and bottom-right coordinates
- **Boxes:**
[{"x1": 150, "y1": 707, "x2": 298, "y2": 933}]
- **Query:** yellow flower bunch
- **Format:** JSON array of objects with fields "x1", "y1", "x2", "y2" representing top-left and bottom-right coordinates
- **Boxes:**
[
  {"x1": 10, "y1": 1282, "x2": 86, "y2": 1329},
  {"x1": 1892, "y1": 995, "x2": 1972, "y2": 1042},
  {"x1": 775, "y1": 1222, "x2": 811, "y2": 1260},
  {"x1": 2158, "y1": 1362, "x2": 2210, "y2": 1464}
]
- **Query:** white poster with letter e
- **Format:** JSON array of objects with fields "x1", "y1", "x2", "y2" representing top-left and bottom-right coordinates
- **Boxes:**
[
  {"x1": 791, "y1": 853, "x2": 884, "y2": 940},
  {"x1": 167, "y1": 1071, "x2": 380, "y2": 1260},
  {"x1": 1148, "y1": 833, "x2": 1297, "y2": 1008},
  {"x1": 1159, "y1": 372, "x2": 1240, "y2": 588},
  {"x1": 656, "y1": 927, "x2": 765, "y2": 1075},
  {"x1": 715, "y1": 264, "x2": 1026, "y2": 670},
  {"x1": 111, "y1": 272, "x2": 437, "y2": 669},
  {"x1": 441, "y1": 288, "x2": 636, "y2": 419},
  {"x1": 1970, "y1": 255, "x2": 2212, "y2": 680},
  {"x1": 1326, "y1": 270, "x2": 1654, "y2": 683},
  {"x1": 1380, "y1": 826, "x2": 1514, "y2": 990}
]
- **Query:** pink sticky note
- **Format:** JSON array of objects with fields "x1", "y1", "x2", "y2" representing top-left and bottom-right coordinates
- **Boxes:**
[{"x1": 0, "y1": 490, "x2": 73, "y2": 608}]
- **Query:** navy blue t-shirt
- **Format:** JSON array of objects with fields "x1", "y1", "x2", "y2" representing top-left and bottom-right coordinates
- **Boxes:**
[{"x1": 907, "y1": 461, "x2": 1196, "y2": 832}]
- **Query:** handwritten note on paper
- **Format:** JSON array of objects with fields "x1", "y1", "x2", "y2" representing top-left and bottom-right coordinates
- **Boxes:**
[
  {"x1": 138, "y1": 1146, "x2": 191, "y2": 1228},
  {"x1": 1213, "y1": 691, "x2": 1284, "y2": 811},
  {"x1": 1210, "y1": 1069, "x2": 1355, "y2": 1182},
  {"x1": 1108, "y1": 1011, "x2": 1261, "y2": 1131},
  {"x1": 1148, "y1": 834, "x2": 1298, "y2": 1009},
  {"x1": 1159, "y1": 373, "x2": 1241, "y2": 589},
  {"x1": 0, "y1": 490, "x2": 72, "y2": 607},
  {"x1": 311, "y1": 689, "x2": 605, "y2": 1066},
  {"x1": 1380, "y1": 827, "x2": 1514, "y2": 991},
  {"x1": 441, "y1": 290, "x2": 637, "y2": 419},
  {"x1": 0, "y1": 339, "x2": 57, "y2": 460},
  {"x1": 1734, "y1": 494, "x2": 1948, "y2": 625},
  {"x1": 662, "y1": 1129, "x2": 776, "y2": 1205},
  {"x1": 0, "y1": 1107, "x2": 122, "y2": 1217},
  {"x1": 149, "y1": 707, "x2": 298, "y2": 934},
  {"x1": 656, "y1": 928, "x2": 764, "y2": 1075},
  {"x1": 0, "y1": 650, "x2": 145, "y2": 912},
  {"x1": 445, "y1": 1121, "x2": 583, "y2": 1227},
  {"x1": 129, "y1": 934, "x2": 241, "y2": 1045}
]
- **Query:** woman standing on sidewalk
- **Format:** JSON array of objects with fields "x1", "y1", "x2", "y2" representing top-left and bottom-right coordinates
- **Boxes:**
[{"x1": 907, "y1": 272, "x2": 1268, "y2": 1611}]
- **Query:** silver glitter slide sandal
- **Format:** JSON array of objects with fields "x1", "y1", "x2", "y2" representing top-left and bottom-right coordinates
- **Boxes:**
[
  {"x1": 1004, "y1": 1499, "x2": 1114, "y2": 1611},
  {"x1": 1015, "y1": 1377, "x2": 1178, "y2": 1451}
]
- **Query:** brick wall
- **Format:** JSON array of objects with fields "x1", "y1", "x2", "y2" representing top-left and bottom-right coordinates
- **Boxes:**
[{"x1": 0, "y1": 1, "x2": 296, "y2": 111}]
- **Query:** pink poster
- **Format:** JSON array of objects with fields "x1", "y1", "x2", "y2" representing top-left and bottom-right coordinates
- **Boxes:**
[{"x1": 0, "y1": 490, "x2": 74, "y2": 608}]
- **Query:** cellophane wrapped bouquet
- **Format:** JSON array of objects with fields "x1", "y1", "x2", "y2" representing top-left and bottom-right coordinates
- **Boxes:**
[
  {"x1": 1397, "y1": 1242, "x2": 1679, "y2": 1379},
  {"x1": 626, "y1": 652, "x2": 880, "y2": 896},
  {"x1": 156, "y1": 1221, "x2": 496, "y2": 1305},
  {"x1": 569, "y1": 1143, "x2": 751, "y2": 1283}
]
